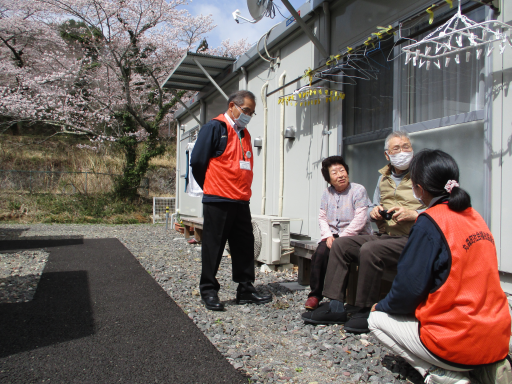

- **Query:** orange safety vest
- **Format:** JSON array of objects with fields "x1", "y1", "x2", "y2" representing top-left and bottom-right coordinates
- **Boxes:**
[
  {"x1": 202, "y1": 114, "x2": 253, "y2": 201},
  {"x1": 415, "y1": 203, "x2": 511, "y2": 366}
]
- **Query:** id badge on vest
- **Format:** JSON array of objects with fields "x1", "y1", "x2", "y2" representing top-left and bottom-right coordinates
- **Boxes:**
[{"x1": 240, "y1": 160, "x2": 251, "y2": 171}]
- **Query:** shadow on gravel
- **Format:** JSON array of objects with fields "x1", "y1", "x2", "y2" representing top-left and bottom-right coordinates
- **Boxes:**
[
  {"x1": 0, "y1": 227, "x2": 30, "y2": 238},
  {"x1": 0, "y1": 270, "x2": 94, "y2": 358},
  {"x1": 382, "y1": 354, "x2": 424, "y2": 383},
  {"x1": 0, "y1": 237, "x2": 84, "y2": 252}
]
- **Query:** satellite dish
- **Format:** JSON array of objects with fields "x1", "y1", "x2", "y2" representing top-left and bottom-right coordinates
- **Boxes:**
[{"x1": 248, "y1": 0, "x2": 272, "y2": 23}]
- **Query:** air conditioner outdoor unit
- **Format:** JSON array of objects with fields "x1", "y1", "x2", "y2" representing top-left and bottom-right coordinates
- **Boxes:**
[{"x1": 251, "y1": 215, "x2": 292, "y2": 265}]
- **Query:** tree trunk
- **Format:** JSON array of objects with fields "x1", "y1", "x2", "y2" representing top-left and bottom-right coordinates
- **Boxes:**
[
  {"x1": 114, "y1": 139, "x2": 140, "y2": 199},
  {"x1": 114, "y1": 137, "x2": 165, "y2": 199}
]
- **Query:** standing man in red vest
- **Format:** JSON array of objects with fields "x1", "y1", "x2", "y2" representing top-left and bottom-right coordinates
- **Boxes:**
[{"x1": 191, "y1": 90, "x2": 271, "y2": 311}]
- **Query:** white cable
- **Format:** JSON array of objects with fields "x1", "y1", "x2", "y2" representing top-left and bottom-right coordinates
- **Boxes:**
[
  {"x1": 257, "y1": 33, "x2": 272, "y2": 63},
  {"x1": 264, "y1": 25, "x2": 279, "y2": 61},
  {"x1": 256, "y1": 25, "x2": 279, "y2": 63}
]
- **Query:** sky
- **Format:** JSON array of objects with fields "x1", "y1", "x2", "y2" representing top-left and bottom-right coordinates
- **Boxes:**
[{"x1": 179, "y1": 0, "x2": 306, "y2": 49}]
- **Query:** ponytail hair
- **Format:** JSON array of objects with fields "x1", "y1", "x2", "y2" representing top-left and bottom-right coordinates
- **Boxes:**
[
  {"x1": 409, "y1": 149, "x2": 471, "y2": 212},
  {"x1": 447, "y1": 185, "x2": 471, "y2": 212}
]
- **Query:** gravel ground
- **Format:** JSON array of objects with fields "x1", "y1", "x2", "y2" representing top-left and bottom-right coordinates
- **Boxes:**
[
  {"x1": 0, "y1": 223, "x2": 425, "y2": 384},
  {"x1": 0, "y1": 249, "x2": 49, "y2": 304}
]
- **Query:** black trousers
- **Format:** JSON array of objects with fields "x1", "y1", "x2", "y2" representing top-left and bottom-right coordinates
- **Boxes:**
[
  {"x1": 308, "y1": 234, "x2": 338, "y2": 299},
  {"x1": 322, "y1": 234, "x2": 408, "y2": 307},
  {"x1": 199, "y1": 202, "x2": 255, "y2": 298}
]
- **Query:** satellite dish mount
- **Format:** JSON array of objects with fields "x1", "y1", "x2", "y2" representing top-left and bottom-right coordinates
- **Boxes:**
[
  {"x1": 233, "y1": 0, "x2": 329, "y2": 59},
  {"x1": 233, "y1": 0, "x2": 274, "y2": 24}
]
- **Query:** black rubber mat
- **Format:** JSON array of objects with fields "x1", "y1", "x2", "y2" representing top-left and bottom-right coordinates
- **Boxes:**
[{"x1": 0, "y1": 238, "x2": 246, "y2": 383}]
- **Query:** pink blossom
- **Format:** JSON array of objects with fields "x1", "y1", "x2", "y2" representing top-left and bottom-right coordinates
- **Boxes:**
[{"x1": 1, "y1": 0, "x2": 249, "y2": 144}]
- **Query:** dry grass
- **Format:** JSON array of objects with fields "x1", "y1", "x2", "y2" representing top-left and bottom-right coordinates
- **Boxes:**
[
  {"x1": 149, "y1": 142, "x2": 176, "y2": 169},
  {"x1": 0, "y1": 134, "x2": 177, "y2": 197},
  {"x1": 0, "y1": 135, "x2": 125, "y2": 174},
  {"x1": 0, "y1": 135, "x2": 176, "y2": 173},
  {"x1": 0, "y1": 191, "x2": 153, "y2": 224}
]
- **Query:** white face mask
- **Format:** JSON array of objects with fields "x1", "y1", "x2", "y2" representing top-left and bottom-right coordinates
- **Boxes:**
[
  {"x1": 387, "y1": 151, "x2": 413, "y2": 171},
  {"x1": 413, "y1": 185, "x2": 426, "y2": 206},
  {"x1": 234, "y1": 105, "x2": 252, "y2": 128}
]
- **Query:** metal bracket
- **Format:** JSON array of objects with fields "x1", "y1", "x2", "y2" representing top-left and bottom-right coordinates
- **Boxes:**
[
  {"x1": 192, "y1": 57, "x2": 229, "y2": 101},
  {"x1": 171, "y1": 90, "x2": 202, "y2": 128},
  {"x1": 280, "y1": 0, "x2": 329, "y2": 59}
]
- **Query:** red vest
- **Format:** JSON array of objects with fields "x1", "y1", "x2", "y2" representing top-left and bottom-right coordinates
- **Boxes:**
[
  {"x1": 202, "y1": 114, "x2": 253, "y2": 201},
  {"x1": 415, "y1": 203, "x2": 511, "y2": 366}
]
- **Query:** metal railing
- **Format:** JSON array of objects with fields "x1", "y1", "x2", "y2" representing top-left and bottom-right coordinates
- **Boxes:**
[{"x1": 0, "y1": 169, "x2": 149, "y2": 195}]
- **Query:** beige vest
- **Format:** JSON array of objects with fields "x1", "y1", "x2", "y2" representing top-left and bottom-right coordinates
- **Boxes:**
[{"x1": 377, "y1": 164, "x2": 425, "y2": 236}]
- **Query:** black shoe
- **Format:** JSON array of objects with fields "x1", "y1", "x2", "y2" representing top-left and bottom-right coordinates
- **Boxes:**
[
  {"x1": 301, "y1": 304, "x2": 350, "y2": 325},
  {"x1": 202, "y1": 296, "x2": 224, "y2": 311},
  {"x1": 343, "y1": 307, "x2": 371, "y2": 333},
  {"x1": 236, "y1": 292, "x2": 272, "y2": 305}
]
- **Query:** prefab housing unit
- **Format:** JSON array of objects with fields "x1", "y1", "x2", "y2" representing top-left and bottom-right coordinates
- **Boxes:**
[{"x1": 166, "y1": 0, "x2": 512, "y2": 292}]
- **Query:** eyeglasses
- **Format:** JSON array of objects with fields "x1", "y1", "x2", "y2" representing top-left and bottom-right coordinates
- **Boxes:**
[
  {"x1": 235, "y1": 104, "x2": 257, "y2": 117},
  {"x1": 386, "y1": 144, "x2": 412, "y2": 155}
]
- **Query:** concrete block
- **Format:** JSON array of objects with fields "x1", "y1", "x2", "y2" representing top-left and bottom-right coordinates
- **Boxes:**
[{"x1": 260, "y1": 264, "x2": 275, "y2": 272}]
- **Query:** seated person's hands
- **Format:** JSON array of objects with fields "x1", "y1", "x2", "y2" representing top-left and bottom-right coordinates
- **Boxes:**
[
  {"x1": 370, "y1": 205, "x2": 384, "y2": 221},
  {"x1": 326, "y1": 236, "x2": 335, "y2": 249},
  {"x1": 388, "y1": 206, "x2": 419, "y2": 222}
]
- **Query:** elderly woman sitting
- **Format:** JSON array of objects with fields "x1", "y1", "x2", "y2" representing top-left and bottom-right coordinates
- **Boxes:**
[
  {"x1": 304, "y1": 156, "x2": 372, "y2": 310},
  {"x1": 368, "y1": 149, "x2": 511, "y2": 384}
]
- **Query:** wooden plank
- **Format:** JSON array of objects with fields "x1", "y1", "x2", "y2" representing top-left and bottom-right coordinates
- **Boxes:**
[
  {"x1": 290, "y1": 240, "x2": 318, "y2": 251},
  {"x1": 182, "y1": 217, "x2": 203, "y2": 229},
  {"x1": 184, "y1": 225, "x2": 192, "y2": 239},
  {"x1": 293, "y1": 247, "x2": 314, "y2": 260},
  {"x1": 297, "y1": 257, "x2": 311, "y2": 286}
]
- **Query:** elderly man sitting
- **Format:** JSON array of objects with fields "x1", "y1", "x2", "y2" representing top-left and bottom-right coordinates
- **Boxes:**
[{"x1": 302, "y1": 131, "x2": 425, "y2": 333}]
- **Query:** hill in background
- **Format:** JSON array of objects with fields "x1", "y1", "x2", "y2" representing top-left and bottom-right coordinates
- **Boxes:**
[{"x1": 0, "y1": 131, "x2": 177, "y2": 223}]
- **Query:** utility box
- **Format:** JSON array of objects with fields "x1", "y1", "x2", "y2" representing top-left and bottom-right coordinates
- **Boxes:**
[{"x1": 251, "y1": 215, "x2": 292, "y2": 265}]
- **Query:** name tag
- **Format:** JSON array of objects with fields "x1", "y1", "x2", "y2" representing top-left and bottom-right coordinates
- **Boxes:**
[{"x1": 240, "y1": 160, "x2": 251, "y2": 171}]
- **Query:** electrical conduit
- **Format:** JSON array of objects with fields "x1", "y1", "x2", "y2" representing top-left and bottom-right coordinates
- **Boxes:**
[
  {"x1": 261, "y1": 81, "x2": 269, "y2": 215},
  {"x1": 323, "y1": 2, "x2": 331, "y2": 160},
  {"x1": 278, "y1": 71, "x2": 286, "y2": 217}
]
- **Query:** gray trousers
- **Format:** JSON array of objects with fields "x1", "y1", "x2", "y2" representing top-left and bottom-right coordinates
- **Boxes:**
[{"x1": 322, "y1": 234, "x2": 408, "y2": 308}]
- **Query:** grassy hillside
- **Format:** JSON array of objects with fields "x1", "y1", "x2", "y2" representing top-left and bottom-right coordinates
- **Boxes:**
[{"x1": 0, "y1": 133, "x2": 177, "y2": 223}]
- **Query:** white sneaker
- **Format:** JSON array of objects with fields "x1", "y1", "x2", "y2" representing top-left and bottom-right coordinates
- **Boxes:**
[{"x1": 424, "y1": 366, "x2": 471, "y2": 384}]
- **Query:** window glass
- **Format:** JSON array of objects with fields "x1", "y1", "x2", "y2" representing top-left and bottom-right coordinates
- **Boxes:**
[
  {"x1": 344, "y1": 121, "x2": 484, "y2": 218},
  {"x1": 343, "y1": 39, "x2": 395, "y2": 137},
  {"x1": 400, "y1": 7, "x2": 486, "y2": 125},
  {"x1": 409, "y1": 121, "x2": 485, "y2": 216},
  {"x1": 343, "y1": 139, "x2": 388, "y2": 199}
]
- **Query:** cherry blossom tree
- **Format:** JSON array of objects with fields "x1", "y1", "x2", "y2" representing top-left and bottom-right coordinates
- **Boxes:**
[
  {"x1": 0, "y1": 0, "x2": 249, "y2": 198},
  {"x1": 0, "y1": 0, "x2": 88, "y2": 136}
]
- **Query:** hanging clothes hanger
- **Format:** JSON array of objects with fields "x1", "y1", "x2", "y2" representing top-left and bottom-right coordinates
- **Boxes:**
[
  {"x1": 363, "y1": 39, "x2": 392, "y2": 71},
  {"x1": 387, "y1": 23, "x2": 419, "y2": 62},
  {"x1": 343, "y1": 54, "x2": 376, "y2": 80},
  {"x1": 402, "y1": 0, "x2": 512, "y2": 63}
]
